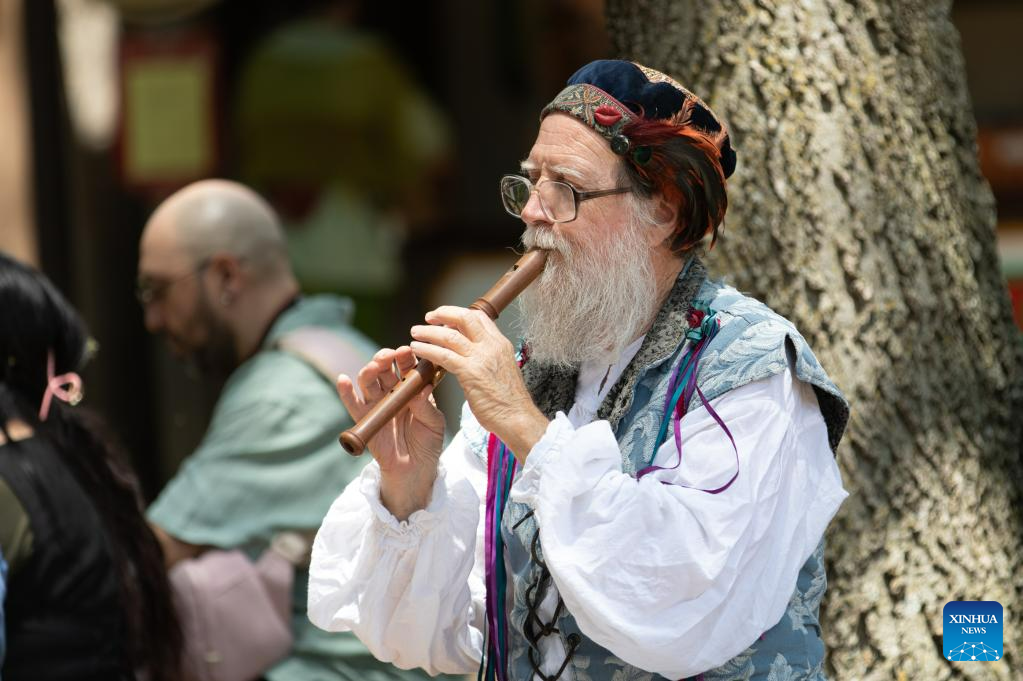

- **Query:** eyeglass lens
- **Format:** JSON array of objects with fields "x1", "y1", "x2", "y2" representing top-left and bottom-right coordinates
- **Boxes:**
[{"x1": 501, "y1": 176, "x2": 575, "y2": 222}]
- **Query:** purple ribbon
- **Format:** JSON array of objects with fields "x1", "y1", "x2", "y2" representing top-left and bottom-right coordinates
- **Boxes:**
[
  {"x1": 637, "y1": 326, "x2": 739, "y2": 495},
  {"x1": 482, "y1": 433, "x2": 516, "y2": 681}
]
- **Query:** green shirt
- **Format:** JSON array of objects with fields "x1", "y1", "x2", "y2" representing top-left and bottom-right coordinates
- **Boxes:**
[{"x1": 149, "y1": 295, "x2": 434, "y2": 681}]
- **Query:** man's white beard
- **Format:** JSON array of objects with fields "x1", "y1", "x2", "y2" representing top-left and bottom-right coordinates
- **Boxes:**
[{"x1": 516, "y1": 217, "x2": 659, "y2": 368}]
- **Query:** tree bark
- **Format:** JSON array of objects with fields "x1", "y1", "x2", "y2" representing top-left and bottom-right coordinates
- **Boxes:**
[{"x1": 605, "y1": 1, "x2": 1023, "y2": 679}]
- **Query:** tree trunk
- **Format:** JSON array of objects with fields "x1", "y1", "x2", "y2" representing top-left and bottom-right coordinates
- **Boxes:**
[{"x1": 605, "y1": 1, "x2": 1023, "y2": 679}]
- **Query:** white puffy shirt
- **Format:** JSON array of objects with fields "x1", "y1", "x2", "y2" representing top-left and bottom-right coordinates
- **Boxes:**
[{"x1": 308, "y1": 340, "x2": 848, "y2": 679}]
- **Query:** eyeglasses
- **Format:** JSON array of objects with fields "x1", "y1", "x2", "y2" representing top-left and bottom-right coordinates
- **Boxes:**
[
  {"x1": 135, "y1": 258, "x2": 211, "y2": 306},
  {"x1": 499, "y1": 174, "x2": 632, "y2": 224}
]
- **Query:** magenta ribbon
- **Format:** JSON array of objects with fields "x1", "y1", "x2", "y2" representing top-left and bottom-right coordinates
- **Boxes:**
[{"x1": 482, "y1": 433, "x2": 517, "y2": 681}]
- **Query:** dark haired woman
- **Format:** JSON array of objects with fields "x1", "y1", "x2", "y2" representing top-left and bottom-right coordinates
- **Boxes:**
[{"x1": 0, "y1": 252, "x2": 181, "y2": 681}]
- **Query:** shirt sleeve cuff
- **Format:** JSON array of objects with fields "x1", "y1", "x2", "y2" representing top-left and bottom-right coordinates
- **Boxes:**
[
  {"x1": 509, "y1": 411, "x2": 576, "y2": 507},
  {"x1": 359, "y1": 461, "x2": 453, "y2": 546}
]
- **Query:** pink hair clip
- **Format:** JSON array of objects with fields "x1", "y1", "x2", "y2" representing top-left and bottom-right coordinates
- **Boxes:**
[{"x1": 38, "y1": 350, "x2": 83, "y2": 421}]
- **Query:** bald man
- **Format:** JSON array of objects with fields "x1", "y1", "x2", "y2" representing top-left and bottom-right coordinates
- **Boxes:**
[{"x1": 138, "y1": 180, "x2": 428, "y2": 681}]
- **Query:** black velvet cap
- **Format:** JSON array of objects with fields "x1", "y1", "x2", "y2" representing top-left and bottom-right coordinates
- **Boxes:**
[{"x1": 542, "y1": 60, "x2": 737, "y2": 178}]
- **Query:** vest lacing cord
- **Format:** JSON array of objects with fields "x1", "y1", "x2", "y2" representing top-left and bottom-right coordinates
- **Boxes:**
[{"x1": 522, "y1": 526, "x2": 580, "y2": 681}]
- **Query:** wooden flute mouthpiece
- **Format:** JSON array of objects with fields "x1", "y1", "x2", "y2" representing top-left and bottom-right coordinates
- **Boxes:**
[{"x1": 339, "y1": 249, "x2": 549, "y2": 456}]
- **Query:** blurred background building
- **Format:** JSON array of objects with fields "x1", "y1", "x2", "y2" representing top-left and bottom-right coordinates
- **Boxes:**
[{"x1": 0, "y1": 0, "x2": 1018, "y2": 499}]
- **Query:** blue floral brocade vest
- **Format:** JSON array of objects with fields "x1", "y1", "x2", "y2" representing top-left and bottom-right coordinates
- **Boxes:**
[{"x1": 467, "y1": 261, "x2": 849, "y2": 681}]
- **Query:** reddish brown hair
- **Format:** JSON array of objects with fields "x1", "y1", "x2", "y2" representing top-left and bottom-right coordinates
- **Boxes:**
[{"x1": 618, "y1": 101, "x2": 729, "y2": 252}]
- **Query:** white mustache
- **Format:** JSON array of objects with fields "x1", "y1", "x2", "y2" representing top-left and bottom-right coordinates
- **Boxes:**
[{"x1": 522, "y1": 227, "x2": 567, "y2": 252}]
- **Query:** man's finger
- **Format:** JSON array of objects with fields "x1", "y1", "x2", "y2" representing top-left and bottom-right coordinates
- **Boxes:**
[
  {"x1": 379, "y1": 345, "x2": 420, "y2": 392},
  {"x1": 424, "y1": 306, "x2": 487, "y2": 342},
  {"x1": 336, "y1": 373, "x2": 365, "y2": 417},
  {"x1": 358, "y1": 351, "x2": 394, "y2": 401},
  {"x1": 394, "y1": 345, "x2": 418, "y2": 375},
  {"x1": 409, "y1": 340, "x2": 462, "y2": 374},
  {"x1": 377, "y1": 361, "x2": 402, "y2": 393},
  {"x1": 410, "y1": 324, "x2": 472, "y2": 356},
  {"x1": 406, "y1": 383, "x2": 443, "y2": 428}
]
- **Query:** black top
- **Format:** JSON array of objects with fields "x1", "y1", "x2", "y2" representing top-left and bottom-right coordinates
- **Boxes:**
[{"x1": 0, "y1": 435, "x2": 132, "y2": 681}]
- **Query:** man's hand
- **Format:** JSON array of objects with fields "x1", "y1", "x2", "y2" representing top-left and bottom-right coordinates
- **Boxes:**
[
  {"x1": 150, "y1": 523, "x2": 202, "y2": 569},
  {"x1": 410, "y1": 306, "x2": 548, "y2": 462},
  {"x1": 336, "y1": 346, "x2": 446, "y2": 521}
]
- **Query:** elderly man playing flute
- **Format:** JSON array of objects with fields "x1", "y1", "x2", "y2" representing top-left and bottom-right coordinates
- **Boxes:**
[{"x1": 309, "y1": 59, "x2": 849, "y2": 681}]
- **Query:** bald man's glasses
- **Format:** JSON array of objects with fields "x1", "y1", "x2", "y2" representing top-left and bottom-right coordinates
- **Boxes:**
[
  {"x1": 135, "y1": 258, "x2": 211, "y2": 306},
  {"x1": 500, "y1": 174, "x2": 632, "y2": 224}
]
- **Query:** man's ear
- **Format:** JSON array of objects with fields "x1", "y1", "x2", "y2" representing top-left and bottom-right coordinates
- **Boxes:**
[
  {"x1": 647, "y1": 197, "x2": 679, "y2": 247},
  {"x1": 207, "y1": 253, "x2": 244, "y2": 298}
]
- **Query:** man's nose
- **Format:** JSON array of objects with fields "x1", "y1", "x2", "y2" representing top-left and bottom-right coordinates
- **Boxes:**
[
  {"x1": 143, "y1": 303, "x2": 163, "y2": 334},
  {"x1": 519, "y1": 188, "x2": 550, "y2": 225}
]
